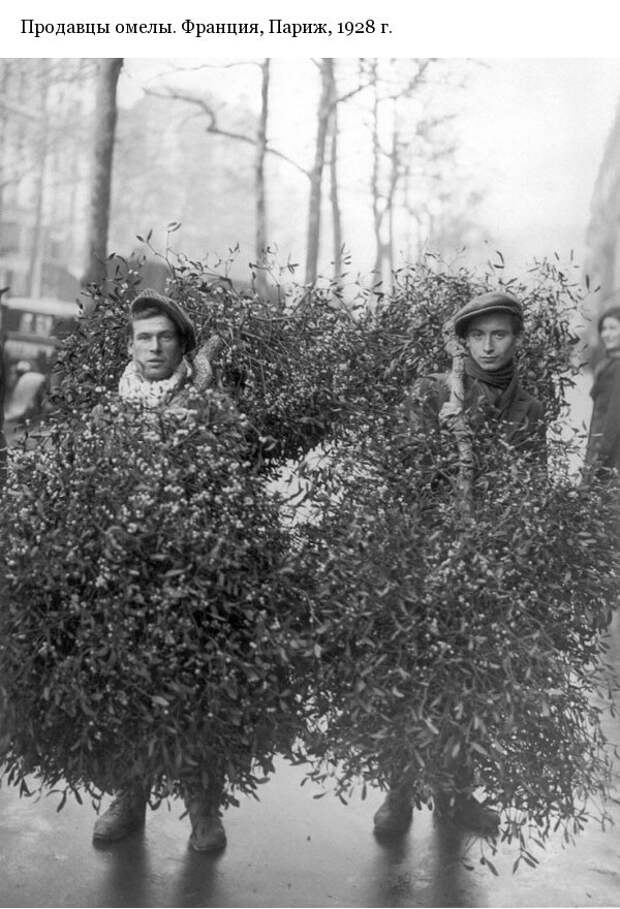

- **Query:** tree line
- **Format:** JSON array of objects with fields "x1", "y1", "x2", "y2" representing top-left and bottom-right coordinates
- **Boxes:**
[{"x1": 0, "y1": 57, "x2": 483, "y2": 302}]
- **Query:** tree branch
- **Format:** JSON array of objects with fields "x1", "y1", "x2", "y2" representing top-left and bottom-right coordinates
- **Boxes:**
[{"x1": 144, "y1": 86, "x2": 310, "y2": 178}]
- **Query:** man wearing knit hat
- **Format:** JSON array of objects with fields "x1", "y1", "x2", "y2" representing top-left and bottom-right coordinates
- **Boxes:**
[
  {"x1": 373, "y1": 289, "x2": 546, "y2": 839},
  {"x1": 92, "y1": 288, "x2": 226, "y2": 852}
]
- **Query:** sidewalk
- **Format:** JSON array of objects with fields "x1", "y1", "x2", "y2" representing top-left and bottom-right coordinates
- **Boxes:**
[{"x1": 1, "y1": 618, "x2": 619, "y2": 908}]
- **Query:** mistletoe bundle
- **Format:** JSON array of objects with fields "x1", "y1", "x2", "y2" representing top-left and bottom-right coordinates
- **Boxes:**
[
  {"x1": 0, "y1": 250, "x2": 616, "y2": 865},
  {"x1": 289, "y1": 259, "x2": 619, "y2": 857},
  {"x1": 53, "y1": 259, "x2": 371, "y2": 465},
  {"x1": 0, "y1": 394, "x2": 311, "y2": 805},
  {"x1": 298, "y1": 435, "x2": 617, "y2": 837}
]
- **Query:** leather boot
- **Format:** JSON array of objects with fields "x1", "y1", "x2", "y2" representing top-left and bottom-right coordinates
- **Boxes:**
[
  {"x1": 185, "y1": 793, "x2": 227, "y2": 853},
  {"x1": 434, "y1": 791, "x2": 499, "y2": 835},
  {"x1": 93, "y1": 786, "x2": 147, "y2": 841},
  {"x1": 373, "y1": 788, "x2": 413, "y2": 836}
]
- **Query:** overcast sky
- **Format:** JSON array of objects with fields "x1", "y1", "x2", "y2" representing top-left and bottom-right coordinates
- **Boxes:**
[
  {"x1": 121, "y1": 56, "x2": 620, "y2": 275},
  {"x1": 456, "y1": 58, "x2": 620, "y2": 268},
  {"x1": 4, "y1": 0, "x2": 620, "y2": 277}
]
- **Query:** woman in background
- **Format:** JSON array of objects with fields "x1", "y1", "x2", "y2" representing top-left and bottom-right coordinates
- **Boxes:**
[
  {"x1": 585, "y1": 306, "x2": 620, "y2": 477},
  {"x1": 0, "y1": 345, "x2": 5, "y2": 489}
]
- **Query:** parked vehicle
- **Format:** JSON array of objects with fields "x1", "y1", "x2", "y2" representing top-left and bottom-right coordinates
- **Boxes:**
[
  {"x1": 1, "y1": 296, "x2": 79, "y2": 431},
  {"x1": 1, "y1": 296, "x2": 79, "y2": 374}
]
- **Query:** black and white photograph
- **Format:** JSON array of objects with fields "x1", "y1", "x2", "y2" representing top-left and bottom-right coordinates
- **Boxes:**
[{"x1": 0, "y1": 4, "x2": 620, "y2": 907}]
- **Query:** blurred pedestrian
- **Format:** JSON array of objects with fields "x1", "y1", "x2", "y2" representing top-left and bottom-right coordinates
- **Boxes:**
[
  {"x1": 4, "y1": 360, "x2": 46, "y2": 424},
  {"x1": 0, "y1": 344, "x2": 6, "y2": 489},
  {"x1": 584, "y1": 306, "x2": 620, "y2": 478}
]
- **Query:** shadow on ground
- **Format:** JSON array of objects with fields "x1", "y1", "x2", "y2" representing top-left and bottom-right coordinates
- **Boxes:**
[{"x1": 1, "y1": 616, "x2": 620, "y2": 908}]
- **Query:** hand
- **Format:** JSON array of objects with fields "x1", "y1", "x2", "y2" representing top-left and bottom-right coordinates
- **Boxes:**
[
  {"x1": 441, "y1": 318, "x2": 464, "y2": 359},
  {"x1": 443, "y1": 335, "x2": 463, "y2": 359},
  {"x1": 439, "y1": 402, "x2": 470, "y2": 439},
  {"x1": 438, "y1": 400, "x2": 464, "y2": 426}
]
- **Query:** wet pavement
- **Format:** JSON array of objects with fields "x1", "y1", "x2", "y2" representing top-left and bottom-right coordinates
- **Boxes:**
[{"x1": 1, "y1": 616, "x2": 620, "y2": 908}]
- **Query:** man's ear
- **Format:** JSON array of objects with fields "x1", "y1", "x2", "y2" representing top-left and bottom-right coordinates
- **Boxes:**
[{"x1": 127, "y1": 336, "x2": 134, "y2": 357}]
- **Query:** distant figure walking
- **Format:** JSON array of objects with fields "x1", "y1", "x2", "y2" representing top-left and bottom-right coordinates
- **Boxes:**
[
  {"x1": 585, "y1": 307, "x2": 620, "y2": 477},
  {"x1": 4, "y1": 360, "x2": 46, "y2": 424}
]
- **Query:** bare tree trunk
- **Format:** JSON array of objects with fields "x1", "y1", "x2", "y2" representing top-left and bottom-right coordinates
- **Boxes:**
[
  {"x1": 370, "y1": 67, "x2": 380, "y2": 274},
  {"x1": 28, "y1": 152, "x2": 49, "y2": 298},
  {"x1": 28, "y1": 61, "x2": 50, "y2": 298},
  {"x1": 305, "y1": 59, "x2": 335, "y2": 286},
  {"x1": 383, "y1": 125, "x2": 399, "y2": 286},
  {"x1": 329, "y1": 102, "x2": 343, "y2": 283},
  {"x1": 370, "y1": 66, "x2": 386, "y2": 285},
  {"x1": 0, "y1": 63, "x2": 11, "y2": 219},
  {"x1": 82, "y1": 58, "x2": 123, "y2": 289},
  {"x1": 63, "y1": 97, "x2": 83, "y2": 268},
  {"x1": 254, "y1": 59, "x2": 270, "y2": 297}
]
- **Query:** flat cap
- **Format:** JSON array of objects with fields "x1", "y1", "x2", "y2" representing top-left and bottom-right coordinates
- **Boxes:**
[
  {"x1": 454, "y1": 291, "x2": 523, "y2": 338},
  {"x1": 130, "y1": 288, "x2": 197, "y2": 352}
]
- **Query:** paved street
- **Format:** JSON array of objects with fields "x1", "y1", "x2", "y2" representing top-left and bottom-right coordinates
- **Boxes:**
[{"x1": 0, "y1": 614, "x2": 619, "y2": 908}]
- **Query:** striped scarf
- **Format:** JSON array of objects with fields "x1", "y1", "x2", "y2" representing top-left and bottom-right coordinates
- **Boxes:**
[{"x1": 118, "y1": 359, "x2": 192, "y2": 409}]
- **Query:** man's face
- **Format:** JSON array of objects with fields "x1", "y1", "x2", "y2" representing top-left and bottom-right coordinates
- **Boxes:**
[
  {"x1": 600, "y1": 316, "x2": 620, "y2": 354},
  {"x1": 129, "y1": 314, "x2": 184, "y2": 381},
  {"x1": 464, "y1": 313, "x2": 518, "y2": 371}
]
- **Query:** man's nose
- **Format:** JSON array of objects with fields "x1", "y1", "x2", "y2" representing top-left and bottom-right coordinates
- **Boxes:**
[{"x1": 483, "y1": 335, "x2": 494, "y2": 351}]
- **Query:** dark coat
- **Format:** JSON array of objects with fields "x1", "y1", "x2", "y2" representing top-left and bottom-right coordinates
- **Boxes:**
[
  {"x1": 0, "y1": 347, "x2": 6, "y2": 488},
  {"x1": 585, "y1": 356, "x2": 620, "y2": 473},
  {"x1": 404, "y1": 369, "x2": 547, "y2": 470}
]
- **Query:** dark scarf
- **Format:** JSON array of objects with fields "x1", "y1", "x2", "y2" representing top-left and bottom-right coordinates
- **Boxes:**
[{"x1": 463, "y1": 356, "x2": 518, "y2": 419}]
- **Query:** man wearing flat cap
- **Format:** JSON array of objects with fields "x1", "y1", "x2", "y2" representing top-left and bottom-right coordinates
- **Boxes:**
[
  {"x1": 413, "y1": 291, "x2": 545, "y2": 464},
  {"x1": 117, "y1": 288, "x2": 201, "y2": 409},
  {"x1": 373, "y1": 289, "x2": 546, "y2": 839},
  {"x1": 92, "y1": 288, "x2": 227, "y2": 852}
]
